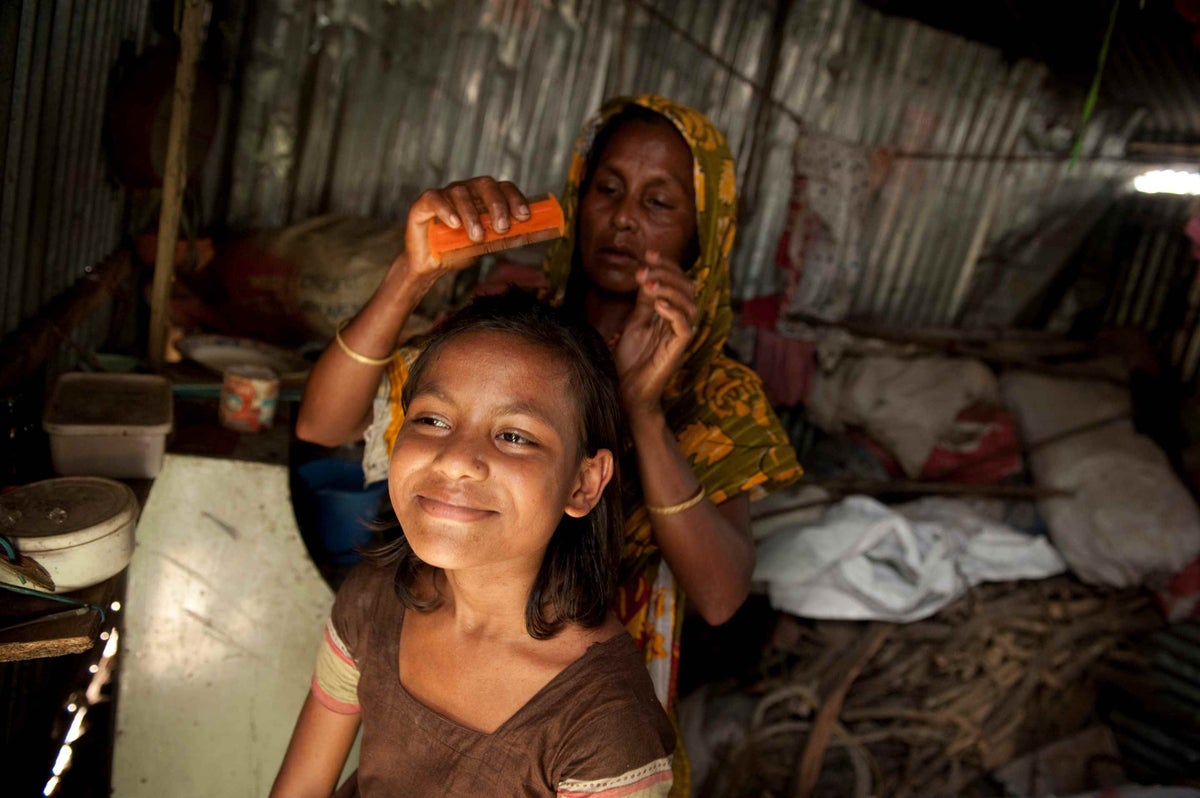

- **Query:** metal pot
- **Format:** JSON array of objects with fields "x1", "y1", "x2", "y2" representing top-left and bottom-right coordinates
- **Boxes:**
[{"x1": 0, "y1": 477, "x2": 138, "y2": 593}]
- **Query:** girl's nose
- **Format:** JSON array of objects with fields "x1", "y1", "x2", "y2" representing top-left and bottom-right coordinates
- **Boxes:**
[{"x1": 433, "y1": 433, "x2": 487, "y2": 480}]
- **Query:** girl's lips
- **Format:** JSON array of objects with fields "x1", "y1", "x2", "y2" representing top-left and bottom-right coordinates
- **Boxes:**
[{"x1": 416, "y1": 496, "x2": 495, "y2": 522}]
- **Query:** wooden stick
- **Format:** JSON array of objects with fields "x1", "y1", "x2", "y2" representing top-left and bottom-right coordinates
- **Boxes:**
[
  {"x1": 1127, "y1": 141, "x2": 1200, "y2": 157},
  {"x1": 922, "y1": 411, "x2": 1130, "y2": 481},
  {"x1": 148, "y1": 0, "x2": 206, "y2": 370},
  {"x1": 813, "y1": 478, "x2": 1071, "y2": 498},
  {"x1": 782, "y1": 310, "x2": 1090, "y2": 349},
  {"x1": 753, "y1": 480, "x2": 1071, "y2": 520},
  {"x1": 790, "y1": 622, "x2": 893, "y2": 798},
  {"x1": 731, "y1": 576, "x2": 1161, "y2": 795}
]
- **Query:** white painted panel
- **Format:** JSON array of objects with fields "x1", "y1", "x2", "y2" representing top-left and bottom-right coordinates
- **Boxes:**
[{"x1": 114, "y1": 454, "x2": 358, "y2": 797}]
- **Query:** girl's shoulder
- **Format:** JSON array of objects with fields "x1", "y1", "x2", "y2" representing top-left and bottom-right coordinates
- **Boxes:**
[
  {"x1": 547, "y1": 625, "x2": 671, "y2": 736},
  {"x1": 569, "y1": 629, "x2": 657, "y2": 696},
  {"x1": 330, "y1": 561, "x2": 402, "y2": 652},
  {"x1": 543, "y1": 630, "x2": 675, "y2": 792},
  {"x1": 516, "y1": 620, "x2": 667, "y2": 731}
]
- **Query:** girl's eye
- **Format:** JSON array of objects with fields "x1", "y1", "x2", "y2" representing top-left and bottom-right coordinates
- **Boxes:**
[
  {"x1": 413, "y1": 416, "x2": 449, "y2": 429},
  {"x1": 595, "y1": 181, "x2": 619, "y2": 196},
  {"x1": 498, "y1": 431, "x2": 533, "y2": 446},
  {"x1": 648, "y1": 195, "x2": 673, "y2": 210}
]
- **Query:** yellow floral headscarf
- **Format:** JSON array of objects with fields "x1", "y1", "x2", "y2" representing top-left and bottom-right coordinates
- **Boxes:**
[{"x1": 544, "y1": 95, "x2": 802, "y2": 578}]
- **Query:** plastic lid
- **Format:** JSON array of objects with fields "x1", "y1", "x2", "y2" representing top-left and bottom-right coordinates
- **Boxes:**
[
  {"x1": 0, "y1": 477, "x2": 138, "y2": 550},
  {"x1": 43, "y1": 372, "x2": 173, "y2": 435}
]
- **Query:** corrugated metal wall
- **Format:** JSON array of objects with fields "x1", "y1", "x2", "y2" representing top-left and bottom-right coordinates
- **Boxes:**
[
  {"x1": 224, "y1": 0, "x2": 1169, "y2": 310},
  {"x1": 226, "y1": 0, "x2": 788, "y2": 301},
  {"x1": 2, "y1": 1, "x2": 1196, "y2": 352},
  {"x1": 1104, "y1": 620, "x2": 1200, "y2": 783},
  {"x1": 0, "y1": 0, "x2": 150, "y2": 342}
]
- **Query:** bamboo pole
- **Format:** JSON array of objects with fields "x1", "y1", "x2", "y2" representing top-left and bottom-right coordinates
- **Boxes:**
[{"x1": 148, "y1": 0, "x2": 206, "y2": 370}]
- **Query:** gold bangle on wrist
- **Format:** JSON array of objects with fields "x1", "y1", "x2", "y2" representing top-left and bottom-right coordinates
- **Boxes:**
[
  {"x1": 335, "y1": 320, "x2": 397, "y2": 367},
  {"x1": 646, "y1": 485, "x2": 705, "y2": 516}
]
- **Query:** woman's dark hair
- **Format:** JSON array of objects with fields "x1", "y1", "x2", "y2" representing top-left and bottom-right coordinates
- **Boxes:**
[
  {"x1": 364, "y1": 289, "x2": 624, "y2": 640},
  {"x1": 565, "y1": 104, "x2": 702, "y2": 310}
]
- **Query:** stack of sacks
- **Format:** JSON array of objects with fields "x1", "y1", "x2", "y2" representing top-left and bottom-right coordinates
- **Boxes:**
[
  {"x1": 806, "y1": 355, "x2": 1002, "y2": 478},
  {"x1": 1002, "y1": 372, "x2": 1200, "y2": 588}
]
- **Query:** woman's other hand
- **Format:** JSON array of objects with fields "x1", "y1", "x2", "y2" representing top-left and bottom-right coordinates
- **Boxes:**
[
  {"x1": 402, "y1": 176, "x2": 531, "y2": 283},
  {"x1": 613, "y1": 250, "x2": 697, "y2": 419},
  {"x1": 615, "y1": 249, "x2": 751, "y2": 626}
]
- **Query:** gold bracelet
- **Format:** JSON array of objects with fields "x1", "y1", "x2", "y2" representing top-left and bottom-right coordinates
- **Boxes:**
[
  {"x1": 335, "y1": 320, "x2": 397, "y2": 366},
  {"x1": 646, "y1": 485, "x2": 705, "y2": 516}
]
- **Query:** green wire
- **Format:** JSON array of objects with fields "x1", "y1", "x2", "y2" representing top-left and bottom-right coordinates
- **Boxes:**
[
  {"x1": 1070, "y1": 0, "x2": 1122, "y2": 167},
  {"x1": 0, "y1": 536, "x2": 111, "y2": 624},
  {"x1": 0, "y1": 582, "x2": 107, "y2": 625}
]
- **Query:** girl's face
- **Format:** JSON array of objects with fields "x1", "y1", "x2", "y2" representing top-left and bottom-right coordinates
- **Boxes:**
[
  {"x1": 389, "y1": 331, "x2": 611, "y2": 575},
  {"x1": 576, "y1": 117, "x2": 697, "y2": 296}
]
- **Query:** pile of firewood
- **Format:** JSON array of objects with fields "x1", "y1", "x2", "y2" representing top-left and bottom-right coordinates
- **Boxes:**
[{"x1": 701, "y1": 576, "x2": 1162, "y2": 798}]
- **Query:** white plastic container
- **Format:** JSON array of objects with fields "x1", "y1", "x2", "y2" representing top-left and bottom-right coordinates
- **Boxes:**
[
  {"x1": 0, "y1": 477, "x2": 139, "y2": 593},
  {"x1": 43, "y1": 373, "x2": 173, "y2": 479}
]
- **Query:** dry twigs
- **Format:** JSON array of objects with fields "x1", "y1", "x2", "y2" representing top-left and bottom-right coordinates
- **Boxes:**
[{"x1": 703, "y1": 576, "x2": 1161, "y2": 797}]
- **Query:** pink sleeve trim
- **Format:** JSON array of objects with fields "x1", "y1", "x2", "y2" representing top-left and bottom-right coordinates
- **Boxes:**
[
  {"x1": 557, "y1": 758, "x2": 673, "y2": 797},
  {"x1": 311, "y1": 676, "x2": 360, "y2": 715},
  {"x1": 325, "y1": 624, "x2": 355, "y2": 667}
]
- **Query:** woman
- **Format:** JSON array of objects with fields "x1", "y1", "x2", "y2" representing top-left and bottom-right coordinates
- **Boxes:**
[{"x1": 297, "y1": 94, "x2": 801, "y2": 788}]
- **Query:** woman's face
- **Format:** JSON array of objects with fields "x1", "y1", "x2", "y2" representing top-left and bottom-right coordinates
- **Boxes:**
[
  {"x1": 388, "y1": 331, "x2": 602, "y2": 575},
  {"x1": 577, "y1": 117, "x2": 697, "y2": 296}
]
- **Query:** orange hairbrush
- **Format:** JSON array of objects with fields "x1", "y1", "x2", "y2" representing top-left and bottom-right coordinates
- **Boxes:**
[{"x1": 427, "y1": 194, "x2": 566, "y2": 265}]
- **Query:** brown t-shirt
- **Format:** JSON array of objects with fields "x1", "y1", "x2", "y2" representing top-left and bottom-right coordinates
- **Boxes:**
[{"x1": 316, "y1": 563, "x2": 675, "y2": 797}]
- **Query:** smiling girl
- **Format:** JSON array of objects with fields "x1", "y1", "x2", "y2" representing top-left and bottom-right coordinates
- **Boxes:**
[{"x1": 272, "y1": 292, "x2": 674, "y2": 797}]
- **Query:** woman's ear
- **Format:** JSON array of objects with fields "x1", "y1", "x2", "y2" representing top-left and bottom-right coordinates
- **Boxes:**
[{"x1": 564, "y1": 449, "x2": 614, "y2": 518}]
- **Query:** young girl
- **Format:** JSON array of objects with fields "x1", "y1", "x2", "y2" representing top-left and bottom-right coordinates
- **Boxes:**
[{"x1": 272, "y1": 291, "x2": 675, "y2": 797}]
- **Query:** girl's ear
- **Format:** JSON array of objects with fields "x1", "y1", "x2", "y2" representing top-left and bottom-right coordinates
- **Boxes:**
[{"x1": 564, "y1": 449, "x2": 614, "y2": 518}]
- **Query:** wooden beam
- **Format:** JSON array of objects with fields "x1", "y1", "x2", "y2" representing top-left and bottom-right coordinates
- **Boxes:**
[
  {"x1": 148, "y1": 0, "x2": 207, "y2": 370},
  {"x1": 790, "y1": 623, "x2": 893, "y2": 798},
  {"x1": 1127, "y1": 141, "x2": 1200, "y2": 158},
  {"x1": 0, "y1": 576, "x2": 120, "y2": 662}
]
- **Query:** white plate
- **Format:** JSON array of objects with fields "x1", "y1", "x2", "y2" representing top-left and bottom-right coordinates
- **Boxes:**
[{"x1": 176, "y1": 335, "x2": 311, "y2": 380}]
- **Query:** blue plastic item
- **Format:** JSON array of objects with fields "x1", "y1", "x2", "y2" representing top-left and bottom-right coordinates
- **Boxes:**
[{"x1": 292, "y1": 458, "x2": 389, "y2": 566}]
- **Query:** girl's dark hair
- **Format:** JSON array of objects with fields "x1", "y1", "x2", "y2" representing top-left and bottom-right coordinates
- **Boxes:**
[{"x1": 364, "y1": 289, "x2": 624, "y2": 640}]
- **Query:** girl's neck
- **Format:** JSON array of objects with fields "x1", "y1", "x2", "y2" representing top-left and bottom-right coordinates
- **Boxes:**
[
  {"x1": 583, "y1": 287, "x2": 636, "y2": 340},
  {"x1": 432, "y1": 565, "x2": 539, "y2": 641}
]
